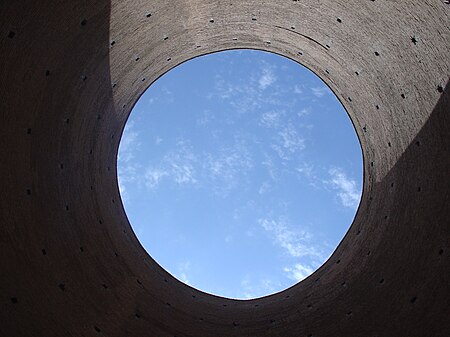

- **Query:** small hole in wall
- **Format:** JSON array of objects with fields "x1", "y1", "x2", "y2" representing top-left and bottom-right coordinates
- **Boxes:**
[
  {"x1": 411, "y1": 36, "x2": 418, "y2": 45},
  {"x1": 135, "y1": 57, "x2": 140, "y2": 61},
  {"x1": 437, "y1": 85, "x2": 444, "y2": 93},
  {"x1": 110, "y1": 40, "x2": 115, "y2": 46},
  {"x1": 11, "y1": 297, "x2": 18, "y2": 304},
  {"x1": 438, "y1": 249, "x2": 443, "y2": 255},
  {"x1": 45, "y1": 70, "x2": 51, "y2": 76},
  {"x1": 8, "y1": 31, "x2": 16, "y2": 38},
  {"x1": 209, "y1": 19, "x2": 214, "y2": 23},
  {"x1": 80, "y1": 19, "x2": 87, "y2": 26},
  {"x1": 41, "y1": 249, "x2": 47, "y2": 255},
  {"x1": 374, "y1": 51, "x2": 380, "y2": 56},
  {"x1": 58, "y1": 283, "x2": 65, "y2": 291},
  {"x1": 337, "y1": 18, "x2": 342, "y2": 23},
  {"x1": 27, "y1": 128, "x2": 32, "y2": 134},
  {"x1": 410, "y1": 296, "x2": 417, "y2": 304},
  {"x1": 94, "y1": 326, "x2": 101, "y2": 333},
  {"x1": 146, "y1": 13, "x2": 152, "y2": 18},
  {"x1": 26, "y1": 189, "x2": 31, "y2": 195}
]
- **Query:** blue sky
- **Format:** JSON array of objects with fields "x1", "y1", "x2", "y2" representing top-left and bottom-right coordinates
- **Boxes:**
[{"x1": 118, "y1": 49, "x2": 362, "y2": 299}]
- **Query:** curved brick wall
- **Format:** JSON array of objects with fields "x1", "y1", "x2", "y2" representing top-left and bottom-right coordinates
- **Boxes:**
[{"x1": 1, "y1": 1, "x2": 449, "y2": 336}]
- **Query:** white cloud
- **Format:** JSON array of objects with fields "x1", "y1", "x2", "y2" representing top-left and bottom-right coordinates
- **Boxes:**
[
  {"x1": 328, "y1": 168, "x2": 361, "y2": 209},
  {"x1": 279, "y1": 124, "x2": 305, "y2": 152},
  {"x1": 171, "y1": 163, "x2": 197, "y2": 185},
  {"x1": 258, "y1": 181, "x2": 271, "y2": 195},
  {"x1": 144, "y1": 168, "x2": 168, "y2": 189},
  {"x1": 237, "y1": 275, "x2": 281, "y2": 300},
  {"x1": 297, "y1": 106, "x2": 312, "y2": 117},
  {"x1": 311, "y1": 86, "x2": 329, "y2": 98},
  {"x1": 176, "y1": 261, "x2": 191, "y2": 285},
  {"x1": 204, "y1": 141, "x2": 253, "y2": 196},
  {"x1": 259, "y1": 67, "x2": 276, "y2": 90},
  {"x1": 260, "y1": 111, "x2": 284, "y2": 128},
  {"x1": 258, "y1": 217, "x2": 321, "y2": 259},
  {"x1": 145, "y1": 139, "x2": 198, "y2": 189},
  {"x1": 294, "y1": 85, "x2": 303, "y2": 94},
  {"x1": 284, "y1": 263, "x2": 314, "y2": 282},
  {"x1": 271, "y1": 124, "x2": 305, "y2": 160},
  {"x1": 296, "y1": 163, "x2": 314, "y2": 178},
  {"x1": 117, "y1": 121, "x2": 142, "y2": 201}
]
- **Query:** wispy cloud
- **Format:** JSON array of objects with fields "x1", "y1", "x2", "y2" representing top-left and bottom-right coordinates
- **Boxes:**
[
  {"x1": 284, "y1": 263, "x2": 314, "y2": 282},
  {"x1": 271, "y1": 124, "x2": 305, "y2": 160},
  {"x1": 238, "y1": 275, "x2": 281, "y2": 299},
  {"x1": 328, "y1": 168, "x2": 361, "y2": 209},
  {"x1": 176, "y1": 261, "x2": 191, "y2": 285},
  {"x1": 258, "y1": 217, "x2": 321, "y2": 259},
  {"x1": 297, "y1": 106, "x2": 312, "y2": 117},
  {"x1": 260, "y1": 111, "x2": 284, "y2": 128},
  {"x1": 144, "y1": 139, "x2": 198, "y2": 189},
  {"x1": 311, "y1": 86, "x2": 329, "y2": 98},
  {"x1": 203, "y1": 140, "x2": 253, "y2": 196},
  {"x1": 117, "y1": 121, "x2": 142, "y2": 201},
  {"x1": 294, "y1": 85, "x2": 304, "y2": 94},
  {"x1": 144, "y1": 168, "x2": 168, "y2": 189},
  {"x1": 259, "y1": 67, "x2": 276, "y2": 90},
  {"x1": 258, "y1": 181, "x2": 271, "y2": 195}
]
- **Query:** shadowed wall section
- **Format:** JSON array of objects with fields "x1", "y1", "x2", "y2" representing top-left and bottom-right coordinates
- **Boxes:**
[{"x1": 1, "y1": 1, "x2": 449, "y2": 336}]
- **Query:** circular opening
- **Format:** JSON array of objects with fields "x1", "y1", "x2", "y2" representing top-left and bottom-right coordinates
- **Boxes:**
[{"x1": 118, "y1": 49, "x2": 362, "y2": 299}]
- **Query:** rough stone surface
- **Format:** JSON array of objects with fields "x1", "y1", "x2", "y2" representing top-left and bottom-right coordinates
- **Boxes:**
[{"x1": 1, "y1": 1, "x2": 449, "y2": 336}]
